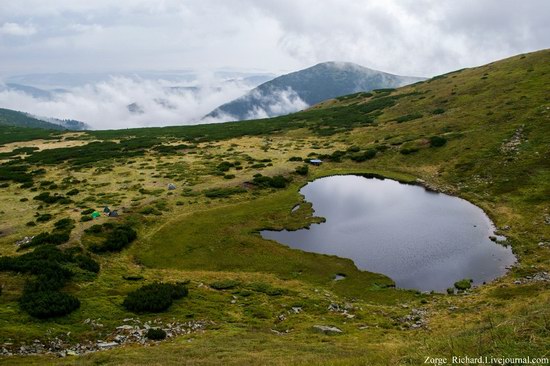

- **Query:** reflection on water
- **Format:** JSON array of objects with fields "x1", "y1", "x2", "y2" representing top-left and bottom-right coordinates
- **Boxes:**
[{"x1": 261, "y1": 175, "x2": 516, "y2": 292}]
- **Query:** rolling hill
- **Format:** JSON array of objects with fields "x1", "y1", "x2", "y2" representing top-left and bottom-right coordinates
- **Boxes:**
[
  {"x1": 0, "y1": 108, "x2": 66, "y2": 130},
  {"x1": 0, "y1": 108, "x2": 88, "y2": 131},
  {"x1": 204, "y1": 61, "x2": 424, "y2": 121}
]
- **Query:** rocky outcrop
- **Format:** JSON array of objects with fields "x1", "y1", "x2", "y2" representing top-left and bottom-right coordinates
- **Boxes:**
[{"x1": 1, "y1": 319, "x2": 211, "y2": 357}]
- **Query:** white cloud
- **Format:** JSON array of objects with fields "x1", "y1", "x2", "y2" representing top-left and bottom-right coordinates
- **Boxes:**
[
  {"x1": 0, "y1": 22, "x2": 36, "y2": 36},
  {"x1": 245, "y1": 88, "x2": 308, "y2": 120},
  {"x1": 0, "y1": 75, "x2": 258, "y2": 129}
]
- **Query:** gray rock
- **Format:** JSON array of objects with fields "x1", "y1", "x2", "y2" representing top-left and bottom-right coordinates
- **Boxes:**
[
  {"x1": 97, "y1": 342, "x2": 118, "y2": 349},
  {"x1": 313, "y1": 325, "x2": 343, "y2": 334},
  {"x1": 116, "y1": 325, "x2": 134, "y2": 331}
]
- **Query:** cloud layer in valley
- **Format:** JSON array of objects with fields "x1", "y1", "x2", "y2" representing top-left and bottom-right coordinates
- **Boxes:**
[{"x1": 0, "y1": 75, "x2": 266, "y2": 129}]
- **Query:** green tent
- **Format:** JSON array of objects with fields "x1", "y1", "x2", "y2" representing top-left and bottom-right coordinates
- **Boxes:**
[{"x1": 91, "y1": 211, "x2": 101, "y2": 219}]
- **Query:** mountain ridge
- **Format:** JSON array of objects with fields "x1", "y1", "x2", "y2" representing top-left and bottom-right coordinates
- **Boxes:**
[{"x1": 204, "y1": 61, "x2": 424, "y2": 121}]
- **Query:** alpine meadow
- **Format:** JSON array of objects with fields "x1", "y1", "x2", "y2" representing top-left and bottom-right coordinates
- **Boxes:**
[{"x1": 0, "y1": 2, "x2": 549, "y2": 365}]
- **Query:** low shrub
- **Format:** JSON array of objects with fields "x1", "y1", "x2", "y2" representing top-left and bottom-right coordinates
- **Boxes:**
[
  {"x1": 210, "y1": 280, "x2": 240, "y2": 290},
  {"x1": 66, "y1": 188, "x2": 79, "y2": 196},
  {"x1": 84, "y1": 224, "x2": 103, "y2": 234},
  {"x1": 0, "y1": 245, "x2": 84, "y2": 318},
  {"x1": 19, "y1": 291, "x2": 80, "y2": 319},
  {"x1": 33, "y1": 192, "x2": 70, "y2": 204},
  {"x1": 295, "y1": 165, "x2": 309, "y2": 176},
  {"x1": 432, "y1": 108, "x2": 445, "y2": 115},
  {"x1": 54, "y1": 218, "x2": 75, "y2": 231},
  {"x1": 146, "y1": 328, "x2": 167, "y2": 340},
  {"x1": 429, "y1": 136, "x2": 447, "y2": 147},
  {"x1": 75, "y1": 254, "x2": 100, "y2": 273},
  {"x1": 288, "y1": 156, "x2": 303, "y2": 162},
  {"x1": 20, "y1": 230, "x2": 70, "y2": 250},
  {"x1": 203, "y1": 187, "x2": 245, "y2": 198},
  {"x1": 395, "y1": 113, "x2": 423, "y2": 123},
  {"x1": 36, "y1": 213, "x2": 53, "y2": 222},
  {"x1": 122, "y1": 282, "x2": 188, "y2": 313},
  {"x1": 349, "y1": 149, "x2": 377, "y2": 162},
  {"x1": 216, "y1": 161, "x2": 234, "y2": 172},
  {"x1": 248, "y1": 282, "x2": 285, "y2": 296},
  {"x1": 123, "y1": 275, "x2": 144, "y2": 281},
  {"x1": 252, "y1": 174, "x2": 289, "y2": 189},
  {"x1": 89, "y1": 224, "x2": 137, "y2": 253},
  {"x1": 454, "y1": 278, "x2": 473, "y2": 291},
  {"x1": 400, "y1": 147, "x2": 419, "y2": 155}
]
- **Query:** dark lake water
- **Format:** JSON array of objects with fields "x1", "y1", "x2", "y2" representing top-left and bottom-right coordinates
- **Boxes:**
[{"x1": 261, "y1": 175, "x2": 516, "y2": 292}]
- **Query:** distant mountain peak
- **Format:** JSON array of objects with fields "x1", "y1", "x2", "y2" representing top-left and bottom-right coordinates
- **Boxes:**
[{"x1": 204, "y1": 62, "x2": 424, "y2": 122}]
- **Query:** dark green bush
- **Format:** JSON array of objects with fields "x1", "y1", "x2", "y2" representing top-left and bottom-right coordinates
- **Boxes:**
[
  {"x1": 122, "y1": 282, "x2": 188, "y2": 313},
  {"x1": 400, "y1": 147, "x2": 419, "y2": 155},
  {"x1": 429, "y1": 136, "x2": 447, "y2": 147},
  {"x1": 454, "y1": 278, "x2": 473, "y2": 291},
  {"x1": 36, "y1": 213, "x2": 53, "y2": 222},
  {"x1": 75, "y1": 254, "x2": 100, "y2": 273},
  {"x1": 349, "y1": 149, "x2": 377, "y2": 162},
  {"x1": 33, "y1": 192, "x2": 70, "y2": 204},
  {"x1": 19, "y1": 231, "x2": 70, "y2": 250},
  {"x1": 80, "y1": 216, "x2": 93, "y2": 222},
  {"x1": 54, "y1": 218, "x2": 75, "y2": 231},
  {"x1": 252, "y1": 174, "x2": 289, "y2": 189},
  {"x1": 85, "y1": 224, "x2": 103, "y2": 234},
  {"x1": 123, "y1": 275, "x2": 144, "y2": 281},
  {"x1": 81, "y1": 208, "x2": 95, "y2": 215},
  {"x1": 395, "y1": 113, "x2": 423, "y2": 123},
  {"x1": 330, "y1": 150, "x2": 346, "y2": 162},
  {"x1": 66, "y1": 188, "x2": 79, "y2": 196},
  {"x1": 19, "y1": 291, "x2": 80, "y2": 319},
  {"x1": 0, "y1": 245, "x2": 84, "y2": 318},
  {"x1": 146, "y1": 328, "x2": 167, "y2": 340},
  {"x1": 288, "y1": 156, "x2": 302, "y2": 162},
  {"x1": 432, "y1": 108, "x2": 445, "y2": 115},
  {"x1": 89, "y1": 224, "x2": 137, "y2": 253},
  {"x1": 0, "y1": 164, "x2": 33, "y2": 184},
  {"x1": 216, "y1": 161, "x2": 234, "y2": 172},
  {"x1": 295, "y1": 165, "x2": 309, "y2": 176}
]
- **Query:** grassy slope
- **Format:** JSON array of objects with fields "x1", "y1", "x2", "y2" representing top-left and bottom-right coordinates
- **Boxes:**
[
  {"x1": 0, "y1": 49, "x2": 549, "y2": 365},
  {"x1": 0, "y1": 108, "x2": 65, "y2": 131}
]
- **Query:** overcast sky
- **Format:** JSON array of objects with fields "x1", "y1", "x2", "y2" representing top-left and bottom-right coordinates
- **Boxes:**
[{"x1": 1, "y1": 0, "x2": 549, "y2": 78}]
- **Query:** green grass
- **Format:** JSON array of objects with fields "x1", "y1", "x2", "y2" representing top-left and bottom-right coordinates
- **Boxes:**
[{"x1": 0, "y1": 49, "x2": 549, "y2": 365}]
